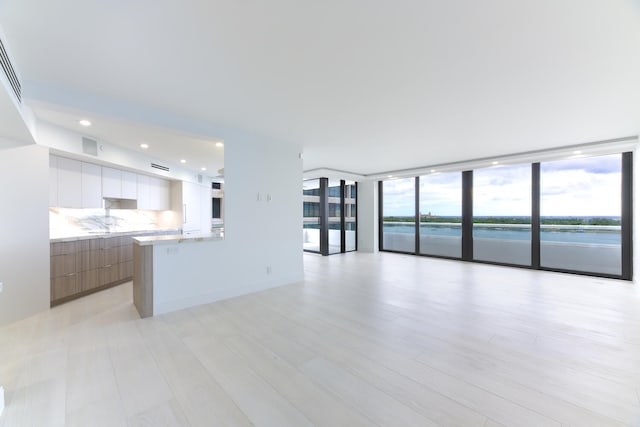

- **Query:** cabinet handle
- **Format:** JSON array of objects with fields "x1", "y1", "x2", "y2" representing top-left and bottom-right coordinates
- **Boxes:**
[
  {"x1": 104, "y1": 264, "x2": 112, "y2": 268},
  {"x1": 65, "y1": 272, "x2": 77, "y2": 277},
  {"x1": 183, "y1": 204, "x2": 187, "y2": 224}
]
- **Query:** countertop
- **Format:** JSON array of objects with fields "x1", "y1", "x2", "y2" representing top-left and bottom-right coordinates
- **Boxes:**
[
  {"x1": 133, "y1": 232, "x2": 224, "y2": 246},
  {"x1": 50, "y1": 229, "x2": 182, "y2": 243}
]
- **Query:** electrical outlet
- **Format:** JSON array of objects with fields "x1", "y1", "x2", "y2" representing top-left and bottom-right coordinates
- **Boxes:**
[{"x1": 266, "y1": 266, "x2": 272, "y2": 274}]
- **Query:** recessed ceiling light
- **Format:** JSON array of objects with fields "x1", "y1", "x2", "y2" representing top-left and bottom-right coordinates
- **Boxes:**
[
  {"x1": 215, "y1": 142, "x2": 224, "y2": 148},
  {"x1": 78, "y1": 119, "x2": 91, "y2": 127},
  {"x1": 573, "y1": 150, "x2": 582, "y2": 155},
  {"x1": 387, "y1": 175, "x2": 393, "y2": 178},
  {"x1": 201, "y1": 167, "x2": 207, "y2": 171},
  {"x1": 140, "y1": 143, "x2": 149, "y2": 149},
  {"x1": 430, "y1": 169, "x2": 436, "y2": 173},
  {"x1": 180, "y1": 159, "x2": 187, "y2": 164},
  {"x1": 492, "y1": 161, "x2": 499, "y2": 165}
]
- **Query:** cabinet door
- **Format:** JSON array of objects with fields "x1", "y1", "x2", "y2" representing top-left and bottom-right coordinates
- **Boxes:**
[
  {"x1": 137, "y1": 174, "x2": 151, "y2": 209},
  {"x1": 49, "y1": 155, "x2": 58, "y2": 207},
  {"x1": 200, "y1": 184, "x2": 212, "y2": 233},
  {"x1": 81, "y1": 162, "x2": 103, "y2": 208},
  {"x1": 57, "y1": 157, "x2": 82, "y2": 208},
  {"x1": 149, "y1": 177, "x2": 170, "y2": 210},
  {"x1": 121, "y1": 171, "x2": 137, "y2": 200},
  {"x1": 182, "y1": 181, "x2": 201, "y2": 232},
  {"x1": 102, "y1": 167, "x2": 122, "y2": 198}
]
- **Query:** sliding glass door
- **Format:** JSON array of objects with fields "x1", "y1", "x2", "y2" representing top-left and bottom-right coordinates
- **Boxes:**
[
  {"x1": 419, "y1": 172, "x2": 462, "y2": 258},
  {"x1": 381, "y1": 178, "x2": 416, "y2": 253},
  {"x1": 473, "y1": 164, "x2": 531, "y2": 265},
  {"x1": 540, "y1": 154, "x2": 622, "y2": 276},
  {"x1": 303, "y1": 178, "x2": 357, "y2": 255}
]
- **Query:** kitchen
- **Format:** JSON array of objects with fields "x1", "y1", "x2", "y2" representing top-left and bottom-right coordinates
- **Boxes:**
[{"x1": 1, "y1": 102, "x2": 303, "y2": 328}]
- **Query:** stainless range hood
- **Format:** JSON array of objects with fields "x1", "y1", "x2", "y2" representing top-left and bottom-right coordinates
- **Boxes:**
[{"x1": 103, "y1": 198, "x2": 138, "y2": 209}]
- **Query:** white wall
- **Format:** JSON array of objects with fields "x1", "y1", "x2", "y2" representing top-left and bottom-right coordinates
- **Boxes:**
[
  {"x1": 0, "y1": 144, "x2": 50, "y2": 325},
  {"x1": 151, "y1": 131, "x2": 304, "y2": 314},
  {"x1": 357, "y1": 180, "x2": 379, "y2": 253}
]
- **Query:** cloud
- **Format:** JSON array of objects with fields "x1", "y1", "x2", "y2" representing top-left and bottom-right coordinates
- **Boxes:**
[
  {"x1": 541, "y1": 154, "x2": 621, "y2": 174},
  {"x1": 382, "y1": 154, "x2": 622, "y2": 217}
]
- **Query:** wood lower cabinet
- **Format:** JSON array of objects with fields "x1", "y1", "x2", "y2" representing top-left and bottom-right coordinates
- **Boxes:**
[
  {"x1": 51, "y1": 274, "x2": 79, "y2": 301},
  {"x1": 50, "y1": 235, "x2": 136, "y2": 306}
]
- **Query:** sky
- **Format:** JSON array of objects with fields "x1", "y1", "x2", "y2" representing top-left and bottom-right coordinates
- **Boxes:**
[{"x1": 382, "y1": 154, "x2": 622, "y2": 217}]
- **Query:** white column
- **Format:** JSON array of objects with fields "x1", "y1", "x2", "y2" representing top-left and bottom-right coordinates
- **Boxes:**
[{"x1": 357, "y1": 180, "x2": 379, "y2": 253}]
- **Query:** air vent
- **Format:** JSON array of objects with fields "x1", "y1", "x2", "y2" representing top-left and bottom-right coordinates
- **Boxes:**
[
  {"x1": 151, "y1": 162, "x2": 170, "y2": 172},
  {"x1": 82, "y1": 137, "x2": 98, "y2": 156},
  {"x1": 0, "y1": 36, "x2": 21, "y2": 103}
]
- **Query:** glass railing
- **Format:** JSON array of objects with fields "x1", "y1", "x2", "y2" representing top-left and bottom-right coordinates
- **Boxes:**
[{"x1": 382, "y1": 221, "x2": 621, "y2": 273}]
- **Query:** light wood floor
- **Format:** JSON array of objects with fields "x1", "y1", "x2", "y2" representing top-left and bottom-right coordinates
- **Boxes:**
[{"x1": 2, "y1": 252, "x2": 640, "y2": 426}]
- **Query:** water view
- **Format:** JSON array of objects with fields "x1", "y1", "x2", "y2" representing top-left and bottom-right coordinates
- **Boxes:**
[{"x1": 383, "y1": 216, "x2": 621, "y2": 245}]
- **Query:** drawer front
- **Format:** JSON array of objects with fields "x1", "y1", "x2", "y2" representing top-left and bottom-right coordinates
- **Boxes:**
[
  {"x1": 50, "y1": 253, "x2": 78, "y2": 278},
  {"x1": 118, "y1": 245, "x2": 133, "y2": 263},
  {"x1": 78, "y1": 238, "x2": 101, "y2": 252},
  {"x1": 118, "y1": 236, "x2": 133, "y2": 246},
  {"x1": 79, "y1": 250, "x2": 101, "y2": 271},
  {"x1": 99, "y1": 264, "x2": 120, "y2": 286},
  {"x1": 100, "y1": 236, "x2": 120, "y2": 250},
  {"x1": 80, "y1": 269, "x2": 100, "y2": 292},
  {"x1": 51, "y1": 275, "x2": 79, "y2": 301},
  {"x1": 99, "y1": 247, "x2": 119, "y2": 267},
  {"x1": 51, "y1": 241, "x2": 77, "y2": 256},
  {"x1": 119, "y1": 261, "x2": 133, "y2": 281}
]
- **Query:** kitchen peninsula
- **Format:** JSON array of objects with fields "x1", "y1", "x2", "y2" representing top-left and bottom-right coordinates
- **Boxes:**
[{"x1": 133, "y1": 232, "x2": 223, "y2": 318}]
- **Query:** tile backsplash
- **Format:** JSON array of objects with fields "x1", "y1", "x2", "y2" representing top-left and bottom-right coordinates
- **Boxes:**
[{"x1": 50, "y1": 208, "x2": 178, "y2": 239}]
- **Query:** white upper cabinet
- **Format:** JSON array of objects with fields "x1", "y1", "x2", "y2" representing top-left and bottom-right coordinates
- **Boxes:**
[
  {"x1": 137, "y1": 174, "x2": 170, "y2": 210},
  {"x1": 81, "y1": 162, "x2": 102, "y2": 208},
  {"x1": 121, "y1": 171, "x2": 137, "y2": 200},
  {"x1": 57, "y1": 157, "x2": 82, "y2": 208},
  {"x1": 150, "y1": 177, "x2": 170, "y2": 210},
  {"x1": 102, "y1": 167, "x2": 122, "y2": 198},
  {"x1": 49, "y1": 155, "x2": 58, "y2": 207},
  {"x1": 51, "y1": 157, "x2": 171, "y2": 211},
  {"x1": 136, "y1": 174, "x2": 151, "y2": 209}
]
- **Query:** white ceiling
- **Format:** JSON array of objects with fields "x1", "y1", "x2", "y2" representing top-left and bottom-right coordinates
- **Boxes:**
[{"x1": 1, "y1": 0, "x2": 639, "y2": 176}]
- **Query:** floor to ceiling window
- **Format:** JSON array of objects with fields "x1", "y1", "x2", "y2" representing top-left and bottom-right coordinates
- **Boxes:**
[
  {"x1": 540, "y1": 153, "x2": 622, "y2": 276},
  {"x1": 419, "y1": 172, "x2": 462, "y2": 258},
  {"x1": 303, "y1": 178, "x2": 357, "y2": 255},
  {"x1": 302, "y1": 179, "x2": 321, "y2": 253},
  {"x1": 381, "y1": 177, "x2": 416, "y2": 253},
  {"x1": 327, "y1": 180, "x2": 342, "y2": 254},
  {"x1": 345, "y1": 181, "x2": 357, "y2": 252},
  {"x1": 378, "y1": 150, "x2": 632, "y2": 280},
  {"x1": 473, "y1": 163, "x2": 531, "y2": 265}
]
